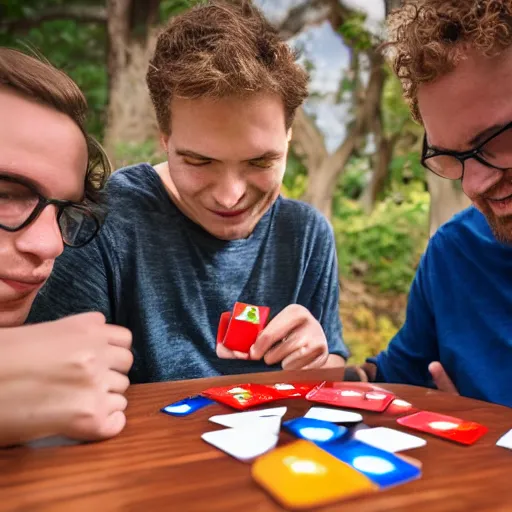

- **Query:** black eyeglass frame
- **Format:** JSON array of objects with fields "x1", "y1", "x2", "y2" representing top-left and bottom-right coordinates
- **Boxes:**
[
  {"x1": 0, "y1": 174, "x2": 101, "y2": 248},
  {"x1": 421, "y1": 121, "x2": 512, "y2": 180}
]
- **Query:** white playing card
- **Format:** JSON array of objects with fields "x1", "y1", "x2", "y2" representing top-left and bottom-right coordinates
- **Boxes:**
[
  {"x1": 209, "y1": 406, "x2": 287, "y2": 430},
  {"x1": 496, "y1": 428, "x2": 512, "y2": 450},
  {"x1": 355, "y1": 427, "x2": 426, "y2": 452},
  {"x1": 201, "y1": 428, "x2": 278, "y2": 462},
  {"x1": 304, "y1": 407, "x2": 363, "y2": 424}
]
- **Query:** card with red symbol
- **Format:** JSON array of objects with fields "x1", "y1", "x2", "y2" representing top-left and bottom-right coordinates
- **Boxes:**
[
  {"x1": 397, "y1": 411, "x2": 488, "y2": 445},
  {"x1": 202, "y1": 383, "x2": 282, "y2": 410},
  {"x1": 269, "y1": 381, "x2": 324, "y2": 398},
  {"x1": 217, "y1": 302, "x2": 270, "y2": 353},
  {"x1": 306, "y1": 382, "x2": 395, "y2": 412}
]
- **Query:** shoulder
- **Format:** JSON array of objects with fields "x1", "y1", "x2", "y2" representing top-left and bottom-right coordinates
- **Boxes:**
[
  {"x1": 429, "y1": 206, "x2": 495, "y2": 253},
  {"x1": 105, "y1": 162, "x2": 169, "y2": 211},
  {"x1": 273, "y1": 196, "x2": 334, "y2": 240}
]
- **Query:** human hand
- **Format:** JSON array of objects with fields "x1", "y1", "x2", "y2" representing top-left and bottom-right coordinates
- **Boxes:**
[
  {"x1": 0, "y1": 312, "x2": 133, "y2": 446},
  {"x1": 249, "y1": 305, "x2": 329, "y2": 370},
  {"x1": 428, "y1": 361, "x2": 459, "y2": 394}
]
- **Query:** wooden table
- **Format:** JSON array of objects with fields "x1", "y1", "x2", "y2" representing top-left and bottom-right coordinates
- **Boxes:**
[{"x1": 1, "y1": 368, "x2": 511, "y2": 512}]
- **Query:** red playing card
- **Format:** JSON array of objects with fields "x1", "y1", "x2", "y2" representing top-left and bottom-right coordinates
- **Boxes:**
[
  {"x1": 202, "y1": 383, "x2": 282, "y2": 410},
  {"x1": 216, "y1": 312, "x2": 231, "y2": 344},
  {"x1": 306, "y1": 382, "x2": 395, "y2": 412},
  {"x1": 269, "y1": 381, "x2": 324, "y2": 398},
  {"x1": 220, "y1": 302, "x2": 271, "y2": 353},
  {"x1": 397, "y1": 411, "x2": 488, "y2": 445}
]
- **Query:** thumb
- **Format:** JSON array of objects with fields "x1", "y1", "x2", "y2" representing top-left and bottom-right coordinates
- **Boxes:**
[{"x1": 428, "y1": 361, "x2": 458, "y2": 394}]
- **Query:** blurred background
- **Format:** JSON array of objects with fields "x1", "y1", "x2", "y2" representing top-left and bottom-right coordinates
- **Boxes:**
[{"x1": 0, "y1": 0, "x2": 470, "y2": 362}]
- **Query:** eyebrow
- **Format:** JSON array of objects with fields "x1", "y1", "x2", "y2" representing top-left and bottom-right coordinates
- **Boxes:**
[
  {"x1": 175, "y1": 149, "x2": 283, "y2": 162},
  {"x1": 468, "y1": 123, "x2": 507, "y2": 146},
  {"x1": 427, "y1": 122, "x2": 508, "y2": 153}
]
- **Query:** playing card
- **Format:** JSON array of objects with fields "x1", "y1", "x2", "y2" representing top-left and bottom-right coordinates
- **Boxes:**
[
  {"x1": 216, "y1": 311, "x2": 232, "y2": 344},
  {"x1": 397, "y1": 411, "x2": 488, "y2": 445},
  {"x1": 161, "y1": 395, "x2": 214, "y2": 416},
  {"x1": 306, "y1": 382, "x2": 395, "y2": 412},
  {"x1": 283, "y1": 417, "x2": 348, "y2": 444},
  {"x1": 304, "y1": 407, "x2": 363, "y2": 424},
  {"x1": 201, "y1": 427, "x2": 278, "y2": 462},
  {"x1": 220, "y1": 302, "x2": 271, "y2": 353},
  {"x1": 252, "y1": 439, "x2": 377, "y2": 510},
  {"x1": 202, "y1": 383, "x2": 282, "y2": 410},
  {"x1": 209, "y1": 406, "x2": 287, "y2": 433},
  {"x1": 384, "y1": 398, "x2": 418, "y2": 416},
  {"x1": 319, "y1": 439, "x2": 422, "y2": 489},
  {"x1": 354, "y1": 427, "x2": 426, "y2": 452},
  {"x1": 270, "y1": 382, "x2": 323, "y2": 398},
  {"x1": 496, "y1": 428, "x2": 512, "y2": 450}
]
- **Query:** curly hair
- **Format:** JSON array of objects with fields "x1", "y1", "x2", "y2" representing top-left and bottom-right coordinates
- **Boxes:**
[
  {"x1": 387, "y1": 0, "x2": 512, "y2": 122},
  {"x1": 146, "y1": 0, "x2": 309, "y2": 133},
  {"x1": 0, "y1": 48, "x2": 110, "y2": 205}
]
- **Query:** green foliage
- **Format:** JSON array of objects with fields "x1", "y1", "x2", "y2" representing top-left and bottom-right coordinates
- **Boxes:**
[
  {"x1": 338, "y1": 11, "x2": 374, "y2": 51},
  {"x1": 114, "y1": 140, "x2": 165, "y2": 169},
  {"x1": 333, "y1": 184, "x2": 429, "y2": 294},
  {"x1": 0, "y1": 0, "x2": 107, "y2": 139}
]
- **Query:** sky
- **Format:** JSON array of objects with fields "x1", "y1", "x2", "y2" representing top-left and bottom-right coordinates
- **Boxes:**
[{"x1": 254, "y1": 0, "x2": 386, "y2": 152}]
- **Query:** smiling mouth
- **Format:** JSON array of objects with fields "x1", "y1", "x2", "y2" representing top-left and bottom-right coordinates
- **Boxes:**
[
  {"x1": 488, "y1": 193, "x2": 512, "y2": 202},
  {"x1": 211, "y1": 208, "x2": 249, "y2": 218}
]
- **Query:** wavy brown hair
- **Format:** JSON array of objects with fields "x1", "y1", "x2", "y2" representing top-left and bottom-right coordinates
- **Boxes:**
[
  {"x1": 387, "y1": 0, "x2": 512, "y2": 122},
  {"x1": 146, "y1": 0, "x2": 309, "y2": 133},
  {"x1": 0, "y1": 48, "x2": 110, "y2": 204}
]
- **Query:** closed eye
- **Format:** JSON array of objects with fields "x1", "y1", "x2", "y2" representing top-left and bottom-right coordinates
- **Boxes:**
[
  {"x1": 183, "y1": 158, "x2": 212, "y2": 167},
  {"x1": 249, "y1": 159, "x2": 274, "y2": 169}
]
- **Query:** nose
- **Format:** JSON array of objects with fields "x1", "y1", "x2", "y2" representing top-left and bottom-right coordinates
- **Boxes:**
[
  {"x1": 14, "y1": 205, "x2": 64, "y2": 261},
  {"x1": 462, "y1": 158, "x2": 503, "y2": 198},
  {"x1": 211, "y1": 171, "x2": 246, "y2": 210}
]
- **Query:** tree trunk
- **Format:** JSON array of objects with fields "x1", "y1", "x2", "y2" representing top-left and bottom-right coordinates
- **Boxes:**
[
  {"x1": 104, "y1": 0, "x2": 161, "y2": 164},
  {"x1": 426, "y1": 174, "x2": 472, "y2": 236},
  {"x1": 384, "y1": 0, "x2": 402, "y2": 16}
]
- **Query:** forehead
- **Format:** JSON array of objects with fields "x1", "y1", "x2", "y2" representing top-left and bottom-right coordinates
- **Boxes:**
[
  {"x1": 418, "y1": 48, "x2": 512, "y2": 150},
  {"x1": 0, "y1": 88, "x2": 88, "y2": 200},
  {"x1": 168, "y1": 93, "x2": 288, "y2": 159}
]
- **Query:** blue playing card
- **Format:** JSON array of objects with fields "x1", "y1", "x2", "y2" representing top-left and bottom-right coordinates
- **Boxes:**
[
  {"x1": 319, "y1": 439, "x2": 421, "y2": 489},
  {"x1": 161, "y1": 395, "x2": 214, "y2": 416},
  {"x1": 283, "y1": 417, "x2": 348, "y2": 444}
]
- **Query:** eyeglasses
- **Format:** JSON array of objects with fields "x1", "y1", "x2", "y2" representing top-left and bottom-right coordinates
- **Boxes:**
[
  {"x1": 421, "y1": 121, "x2": 512, "y2": 180},
  {"x1": 0, "y1": 174, "x2": 103, "y2": 248}
]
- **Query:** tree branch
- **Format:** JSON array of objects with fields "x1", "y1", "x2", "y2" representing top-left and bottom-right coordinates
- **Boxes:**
[
  {"x1": 277, "y1": 0, "x2": 331, "y2": 39},
  {"x1": 1, "y1": 6, "x2": 107, "y2": 32}
]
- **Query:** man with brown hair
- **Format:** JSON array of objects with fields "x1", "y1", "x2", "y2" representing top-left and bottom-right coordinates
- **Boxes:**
[
  {"x1": 30, "y1": 1, "x2": 348, "y2": 382},
  {"x1": 345, "y1": 0, "x2": 512, "y2": 407},
  {"x1": 0, "y1": 48, "x2": 133, "y2": 446}
]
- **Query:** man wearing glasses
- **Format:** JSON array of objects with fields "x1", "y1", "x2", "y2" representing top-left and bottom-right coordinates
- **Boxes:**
[
  {"x1": 344, "y1": 0, "x2": 512, "y2": 407},
  {"x1": 0, "y1": 48, "x2": 133, "y2": 446}
]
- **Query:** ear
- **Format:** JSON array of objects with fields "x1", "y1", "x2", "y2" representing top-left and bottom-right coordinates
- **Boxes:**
[
  {"x1": 159, "y1": 132, "x2": 168, "y2": 152},
  {"x1": 286, "y1": 128, "x2": 292, "y2": 142}
]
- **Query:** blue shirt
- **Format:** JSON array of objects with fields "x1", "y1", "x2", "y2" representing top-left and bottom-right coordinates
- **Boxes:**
[
  {"x1": 372, "y1": 207, "x2": 512, "y2": 407},
  {"x1": 29, "y1": 163, "x2": 347, "y2": 383}
]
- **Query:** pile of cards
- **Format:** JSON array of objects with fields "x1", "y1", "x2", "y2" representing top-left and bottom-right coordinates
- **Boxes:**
[{"x1": 160, "y1": 380, "x2": 501, "y2": 509}]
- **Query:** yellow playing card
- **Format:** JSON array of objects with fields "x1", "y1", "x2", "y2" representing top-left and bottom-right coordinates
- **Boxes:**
[{"x1": 252, "y1": 440, "x2": 378, "y2": 510}]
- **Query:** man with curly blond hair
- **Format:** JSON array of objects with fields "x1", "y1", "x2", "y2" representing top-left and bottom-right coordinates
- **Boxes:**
[
  {"x1": 344, "y1": 0, "x2": 512, "y2": 407},
  {"x1": 30, "y1": 1, "x2": 348, "y2": 381}
]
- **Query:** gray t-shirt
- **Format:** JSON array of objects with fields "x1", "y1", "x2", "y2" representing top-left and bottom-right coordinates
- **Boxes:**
[{"x1": 29, "y1": 163, "x2": 348, "y2": 382}]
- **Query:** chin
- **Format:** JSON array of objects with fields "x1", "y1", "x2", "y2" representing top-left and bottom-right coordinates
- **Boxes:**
[
  {"x1": 0, "y1": 309, "x2": 29, "y2": 328},
  {"x1": 481, "y1": 209, "x2": 512, "y2": 245}
]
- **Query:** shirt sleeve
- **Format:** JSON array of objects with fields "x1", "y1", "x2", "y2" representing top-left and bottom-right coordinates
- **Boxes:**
[
  {"x1": 368, "y1": 237, "x2": 440, "y2": 386},
  {"x1": 27, "y1": 231, "x2": 116, "y2": 324},
  {"x1": 305, "y1": 218, "x2": 349, "y2": 360}
]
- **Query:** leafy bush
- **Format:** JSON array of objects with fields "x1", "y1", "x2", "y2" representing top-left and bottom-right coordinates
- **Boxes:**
[{"x1": 333, "y1": 183, "x2": 429, "y2": 293}]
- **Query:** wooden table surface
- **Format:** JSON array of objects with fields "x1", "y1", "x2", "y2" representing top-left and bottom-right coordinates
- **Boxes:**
[{"x1": 1, "y1": 368, "x2": 511, "y2": 512}]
